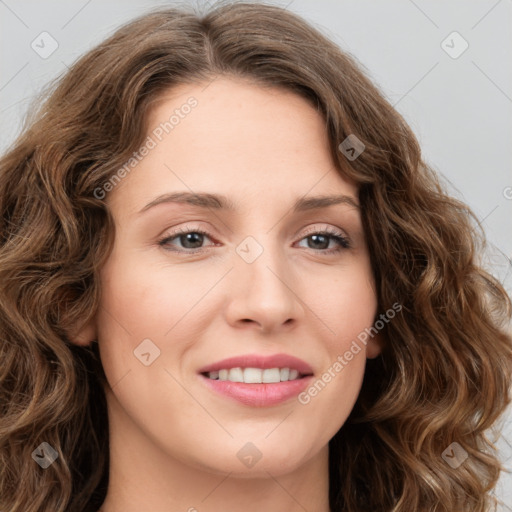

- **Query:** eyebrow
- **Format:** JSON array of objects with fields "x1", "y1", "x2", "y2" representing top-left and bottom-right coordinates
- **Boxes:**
[{"x1": 137, "y1": 191, "x2": 359, "y2": 214}]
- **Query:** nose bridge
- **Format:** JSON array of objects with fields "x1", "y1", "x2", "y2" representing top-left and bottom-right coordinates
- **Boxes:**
[
  {"x1": 235, "y1": 227, "x2": 289, "y2": 272},
  {"x1": 227, "y1": 231, "x2": 302, "y2": 331},
  {"x1": 236, "y1": 232, "x2": 288, "y2": 292}
]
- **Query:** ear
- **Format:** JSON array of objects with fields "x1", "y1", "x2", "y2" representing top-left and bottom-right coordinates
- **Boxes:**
[
  {"x1": 366, "y1": 332, "x2": 384, "y2": 359},
  {"x1": 66, "y1": 316, "x2": 98, "y2": 347}
]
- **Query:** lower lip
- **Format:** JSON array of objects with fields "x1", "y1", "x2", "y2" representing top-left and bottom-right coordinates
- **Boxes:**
[{"x1": 199, "y1": 374, "x2": 314, "y2": 407}]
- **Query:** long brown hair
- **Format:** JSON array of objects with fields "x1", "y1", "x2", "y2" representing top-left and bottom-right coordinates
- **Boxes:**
[{"x1": 1, "y1": 2, "x2": 511, "y2": 511}]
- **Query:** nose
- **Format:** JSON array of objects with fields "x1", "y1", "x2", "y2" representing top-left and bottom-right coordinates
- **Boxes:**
[{"x1": 224, "y1": 240, "x2": 304, "y2": 334}]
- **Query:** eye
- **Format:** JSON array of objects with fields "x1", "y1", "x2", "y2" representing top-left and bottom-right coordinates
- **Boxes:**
[
  {"x1": 295, "y1": 226, "x2": 350, "y2": 254},
  {"x1": 157, "y1": 226, "x2": 216, "y2": 253},
  {"x1": 157, "y1": 224, "x2": 351, "y2": 254}
]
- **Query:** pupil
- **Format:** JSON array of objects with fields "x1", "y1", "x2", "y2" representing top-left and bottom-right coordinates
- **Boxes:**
[
  {"x1": 182, "y1": 233, "x2": 203, "y2": 248},
  {"x1": 310, "y1": 234, "x2": 328, "y2": 249}
]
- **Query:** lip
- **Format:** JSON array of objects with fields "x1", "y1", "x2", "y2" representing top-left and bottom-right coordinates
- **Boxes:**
[
  {"x1": 199, "y1": 374, "x2": 314, "y2": 407},
  {"x1": 197, "y1": 353, "x2": 314, "y2": 375}
]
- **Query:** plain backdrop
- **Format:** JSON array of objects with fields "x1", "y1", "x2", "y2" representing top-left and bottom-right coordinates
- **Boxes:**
[{"x1": 1, "y1": 0, "x2": 511, "y2": 509}]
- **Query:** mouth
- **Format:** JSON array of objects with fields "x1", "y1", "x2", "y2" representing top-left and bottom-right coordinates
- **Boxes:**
[
  {"x1": 198, "y1": 371, "x2": 314, "y2": 407},
  {"x1": 200, "y1": 367, "x2": 313, "y2": 383},
  {"x1": 197, "y1": 353, "x2": 314, "y2": 406}
]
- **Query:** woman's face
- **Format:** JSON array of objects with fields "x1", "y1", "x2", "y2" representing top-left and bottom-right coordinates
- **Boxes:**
[{"x1": 81, "y1": 77, "x2": 381, "y2": 477}]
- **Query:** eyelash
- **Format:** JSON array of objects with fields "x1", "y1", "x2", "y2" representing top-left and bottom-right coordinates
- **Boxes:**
[{"x1": 157, "y1": 225, "x2": 351, "y2": 255}]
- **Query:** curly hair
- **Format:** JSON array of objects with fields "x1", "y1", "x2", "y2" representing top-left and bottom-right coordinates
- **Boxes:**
[{"x1": 1, "y1": 2, "x2": 511, "y2": 511}]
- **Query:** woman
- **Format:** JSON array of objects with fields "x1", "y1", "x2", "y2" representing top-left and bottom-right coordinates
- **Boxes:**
[{"x1": 0, "y1": 2, "x2": 511, "y2": 511}]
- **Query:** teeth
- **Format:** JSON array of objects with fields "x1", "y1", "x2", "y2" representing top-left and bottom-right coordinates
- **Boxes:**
[
  {"x1": 262, "y1": 368, "x2": 280, "y2": 383},
  {"x1": 228, "y1": 367, "x2": 244, "y2": 382},
  {"x1": 207, "y1": 367, "x2": 304, "y2": 383}
]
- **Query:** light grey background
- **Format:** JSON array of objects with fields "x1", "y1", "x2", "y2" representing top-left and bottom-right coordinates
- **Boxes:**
[{"x1": 1, "y1": 0, "x2": 511, "y2": 508}]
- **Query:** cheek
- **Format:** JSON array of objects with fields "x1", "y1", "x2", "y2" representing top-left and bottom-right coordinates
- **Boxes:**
[
  {"x1": 320, "y1": 263, "x2": 377, "y2": 344},
  {"x1": 298, "y1": 264, "x2": 376, "y2": 413},
  {"x1": 95, "y1": 249, "x2": 205, "y2": 418},
  {"x1": 97, "y1": 246, "x2": 205, "y2": 338},
  {"x1": 95, "y1": 245, "x2": 220, "y2": 389}
]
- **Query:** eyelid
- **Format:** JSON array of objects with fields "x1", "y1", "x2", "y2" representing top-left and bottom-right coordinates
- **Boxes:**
[{"x1": 299, "y1": 224, "x2": 348, "y2": 238}]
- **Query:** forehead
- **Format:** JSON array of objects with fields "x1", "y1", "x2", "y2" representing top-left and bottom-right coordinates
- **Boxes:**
[{"x1": 108, "y1": 77, "x2": 357, "y2": 214}]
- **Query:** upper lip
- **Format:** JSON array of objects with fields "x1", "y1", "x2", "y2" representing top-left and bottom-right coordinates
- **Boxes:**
[{"x1": 198, "y1": 353, "x2": 314, "y2": 375}]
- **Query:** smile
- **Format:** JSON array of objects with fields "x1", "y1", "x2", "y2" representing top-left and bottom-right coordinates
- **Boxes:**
[{"x1": 202, "y1": 367, "x2": 306, "y2": 383}]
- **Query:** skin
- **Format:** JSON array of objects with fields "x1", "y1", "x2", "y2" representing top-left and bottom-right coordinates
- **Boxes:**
[{"x1": 72, "y1": 76, "x2": 382, "y2": 512}]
